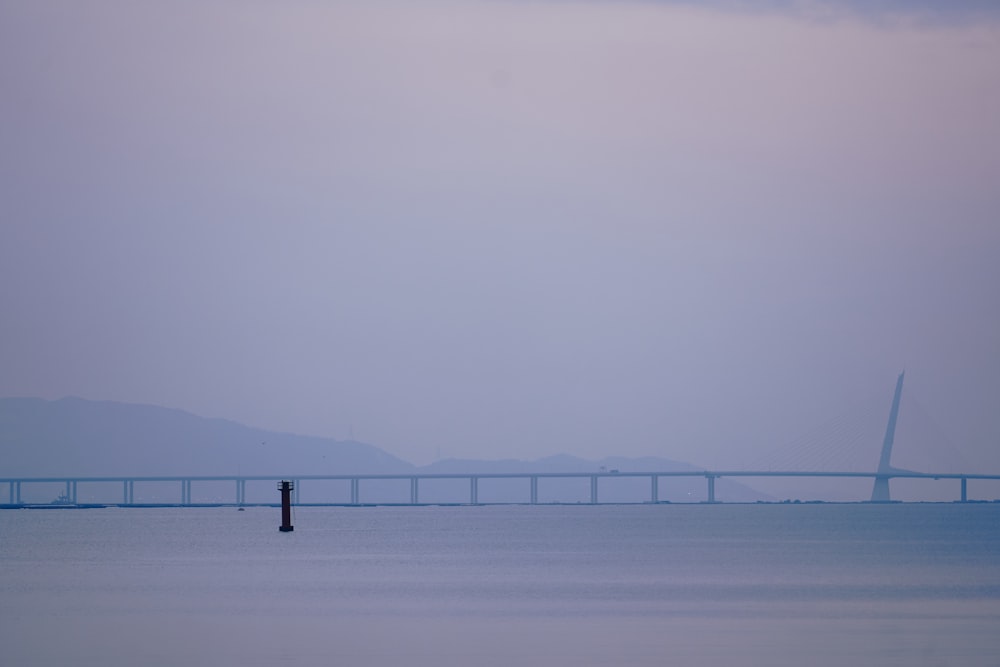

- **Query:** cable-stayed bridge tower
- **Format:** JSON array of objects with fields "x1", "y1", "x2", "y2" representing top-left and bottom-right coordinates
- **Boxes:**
[{"x1": 871, "y1": 371, "x2": 906, "y2": 502}]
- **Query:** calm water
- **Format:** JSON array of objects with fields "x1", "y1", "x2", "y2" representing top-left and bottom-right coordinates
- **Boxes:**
[{"x1": 2, "y1": 504, "x2": 999, "y2": 666}]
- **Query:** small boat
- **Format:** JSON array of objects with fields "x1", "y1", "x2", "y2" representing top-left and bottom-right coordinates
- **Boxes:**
[{"x1": 51, "y1": 492, "x2": 74, "y2": 505}]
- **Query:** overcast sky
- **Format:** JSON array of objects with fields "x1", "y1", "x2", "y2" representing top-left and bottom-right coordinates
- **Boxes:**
[{"x1": 2, "y1": 0, "x2": 998, "y2": 471}]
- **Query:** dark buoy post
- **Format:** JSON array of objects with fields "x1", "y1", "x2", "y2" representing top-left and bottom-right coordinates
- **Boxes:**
[{"x1": 277, "y1": 480, "x2": 294, "y2": 532}]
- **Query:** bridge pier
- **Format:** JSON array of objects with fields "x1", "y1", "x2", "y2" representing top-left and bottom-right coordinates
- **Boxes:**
[
  {"x1": 294, "y1": 480, "x2": 301, "y2": 505},
  {"x1": 651, "y1": 475, "x2": 659, "y2": 503},
  {"x1": 706, "y1": 475, "x2": 716, "y2": 503},
  {"x1": 351, "y1": 478, "x2": 360, "y2": 505},
  {"x1": 530, "y1": 476, "x2": 538, "y2": 504},
  {"x1": 590, "y1": 475, "x2": 598, "y2": 504},
  {"x1": 961, "y1": 477, "x2": 968, "y2": 503},
  {"x1": 470, "y1": 477, "x2": 478, "y2": 504},
  {"x1": 871, "y1": 476, "x2": 891, "y2": 503},
  {"x1": 235, "y1": 479, "x2": 246, "y2": 506},
  {"x1": 8, "y1": 481, "x2": 13, "y2": 504},
  {"x1": 410, "y1": 477, "x2": 419, "y2": 504},
  {"x1": 181, "y1": 480, "x2": 191, "y2": 505}
]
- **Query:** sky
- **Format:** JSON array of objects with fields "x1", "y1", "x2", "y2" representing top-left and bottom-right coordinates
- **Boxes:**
[{"x1": 2, "y1": 0, "x2": 999, "y2": 471}]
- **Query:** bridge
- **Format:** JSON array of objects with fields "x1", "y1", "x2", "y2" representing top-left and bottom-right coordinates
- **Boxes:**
[
  {"x1": 3, "y1": 373, "x2": 997, "y2": 507},
  {"x1": 2, "y1": 469, "x2": 998, "y2": 507}
]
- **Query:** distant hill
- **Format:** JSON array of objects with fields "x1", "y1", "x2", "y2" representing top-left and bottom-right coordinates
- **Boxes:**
[
  {"x1": 0, "y1": 397, "x2": 768, "y2": 502},
  {"x1": 421, "y1": 453, "x2": 702, "y2": 475},
  {"x1": 420, "y1": 454, "x2": 767, "y2": 502},
  {"x1": 0, "y1": 397, "x2": 413, "y2": 477}
]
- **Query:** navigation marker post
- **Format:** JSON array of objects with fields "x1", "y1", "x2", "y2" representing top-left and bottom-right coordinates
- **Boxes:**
[{"x1": 277, "y1": 480, "x2": 294, "y2": 532}]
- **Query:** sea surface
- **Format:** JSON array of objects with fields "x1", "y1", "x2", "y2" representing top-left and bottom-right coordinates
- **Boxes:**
[{"x1": 2, "y1": 503, "x2": 999, "y2": 666}]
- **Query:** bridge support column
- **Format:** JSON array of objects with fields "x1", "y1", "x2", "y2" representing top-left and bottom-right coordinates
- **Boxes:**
[
  {"x1": 8, "y1": 481, "x2": 13, "y2": 504},
  {"x1": 351, "y1": 478, "x2": 360, "y2": 505},
  {"x1": 16, "y1": 481, "x2": 21, "y2": 504},
  {"x1": 871, "y1": 477, "x2": 891, "y2": 503},
  {"x1": 128, "y1": 480, "x2": 134, "y2": 504},
  {"x1": 590, "y1": 475, "x2": 598, "y2": 504},
  {"x1": 235, "y1": 479, "x2": 243, "y2": 506},
  {"x1": 961, "y1": 477, "x2": 968, "y2": 503},
  {"x1": 294, "y1": 480, "x2": 300, "y2": 505},
  {"x1": 410, "y1": 477, "x2": 419, "y2": 504},
  {"x1": 181, "y1": 480, "x2": 191, "y2": 505},
  {"x1": 530, "y1": 476, "x2": 538, "y2": 504},
  {"x1": 706, "y1": 475, "x2": 716, "y2": 503},
  {"x1": 651, "y1": 475, "x2": 659, "y2": 503},
  {"x1": 470, "y1": 477, "x2": 478, "y2": 504}
]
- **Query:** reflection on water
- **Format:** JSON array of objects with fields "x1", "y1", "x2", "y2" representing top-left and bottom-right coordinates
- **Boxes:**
[{"x1": 2, "y1": 504, "x2": 999, "y2": 666}]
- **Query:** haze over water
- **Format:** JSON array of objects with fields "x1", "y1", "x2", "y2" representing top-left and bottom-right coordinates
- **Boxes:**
[
  {"x1": 2, "y1": 0, "x2": 999, "y2": 471},
  {"x1": 3, "y1": 504, "x2": 999, "y2": 666},
  {"x1": 4, "y1": 2, "x2": 1000, "y2": 660}
]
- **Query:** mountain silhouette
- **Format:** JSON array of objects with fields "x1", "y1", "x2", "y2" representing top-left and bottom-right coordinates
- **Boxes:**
[
  {"x1": 0, "y1": 396, "x2": 412, "y2": 477},
  {"x1": 1, "y1": 396, "x2": 767, "y2": 502}
]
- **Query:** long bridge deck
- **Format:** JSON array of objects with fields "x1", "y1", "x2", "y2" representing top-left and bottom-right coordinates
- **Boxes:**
[{"x1": 4, "y1": 470, "x2": 999, "y2": 507}]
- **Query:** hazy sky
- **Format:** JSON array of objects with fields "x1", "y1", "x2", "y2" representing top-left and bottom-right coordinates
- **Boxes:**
[{"x1": 2, "y1": 0, "x2": 998, "y2": 470}]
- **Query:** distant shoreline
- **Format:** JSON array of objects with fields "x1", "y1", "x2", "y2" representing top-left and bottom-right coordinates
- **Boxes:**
[{"x1": 4, "y1": 500, "x2": 998, "y2": 510}]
